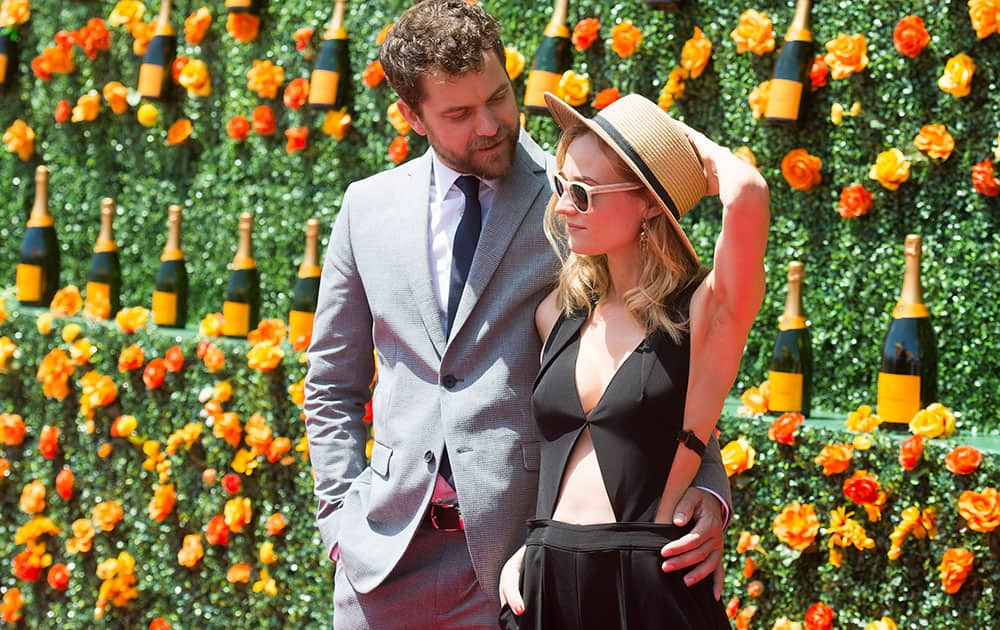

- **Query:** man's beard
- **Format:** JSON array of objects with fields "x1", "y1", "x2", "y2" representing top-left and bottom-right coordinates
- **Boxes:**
[{"x1": 433, "y1": 124, "x2": 518, "y2": 180}]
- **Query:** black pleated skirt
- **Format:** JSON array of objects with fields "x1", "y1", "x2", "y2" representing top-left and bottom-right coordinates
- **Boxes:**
[{"x1": 499, "y1": 519, "x2": 731, "y2": 630}]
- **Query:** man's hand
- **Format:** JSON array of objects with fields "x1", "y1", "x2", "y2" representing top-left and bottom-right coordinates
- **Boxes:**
[{"x1": 660, "y1": 487, "x2": 725, "y2": 600}]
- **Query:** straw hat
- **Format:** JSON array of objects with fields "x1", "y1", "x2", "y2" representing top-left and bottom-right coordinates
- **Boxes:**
[{"x1": 543, "y1": 91, "x2": 707, "y2": 264}]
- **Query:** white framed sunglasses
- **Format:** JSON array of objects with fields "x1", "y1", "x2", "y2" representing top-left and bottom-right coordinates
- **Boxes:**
[{"x1": 552, "y1": 173, "x2": 643, "y2": 213}]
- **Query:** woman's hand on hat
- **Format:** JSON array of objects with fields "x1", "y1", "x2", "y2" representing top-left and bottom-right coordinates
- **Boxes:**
[{"x1": 673, "y1": 119, "x2": 766, "y2": 208}]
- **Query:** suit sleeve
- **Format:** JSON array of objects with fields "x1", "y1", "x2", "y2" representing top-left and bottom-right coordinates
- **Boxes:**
[
  {"x1": 692, "y1": 433, "x2": 732, "y2": 518},
  {"x1": 304, "y1": 186, "x2": 375, "y2": 560}
]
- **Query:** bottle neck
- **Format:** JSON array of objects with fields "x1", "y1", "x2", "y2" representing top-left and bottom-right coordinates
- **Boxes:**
[
  {"x1": 29, "y1": 170, "x2": 52, "y2": 227},
  {"x1": 162, "y1": 212, "x2": 183, "y2": 260},
  {"x1": 785, "y1": 0, "x2": 812, "y2": 41},
  {"x1": 96, "y1": 206, "x2": 116, "y2": 252},
  {"x1": 899, "y1": 254, "x2": 924, "y2": 306},
  {"x1": 325, "y1": 0, "x2": 347, "y2": 38},
  {"x1": 779, "y1": 275, "x2": 806, "y2": 330},
  {"x1": 155, "y1": 0, "x2": 173, "y2": 35},
  {"x1": 545, "y1": 0, "x2": 569, "y2": 37},
  {"x1": 299, "y1": 230, "x2": 321, "y2": 278},
  {"x1": 233, "y1": 220, "x2": 255, "y2": 269}
]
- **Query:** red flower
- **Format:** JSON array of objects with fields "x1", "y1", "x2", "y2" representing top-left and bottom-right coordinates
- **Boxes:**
[
  {"x1": 56, "y1": 467, "x2": 75, "y2": 500},
  {"x1": 842, "y1": 470, "x2": 880, "y2": 505},
  {"x1": 12, "y1": 549, "x2": 42, "y2": 582},
  {"x1": 899, "y1": 433, "x2": 923, "y2": 470},
  {"x1": 222, "y1": 473, "x2": 242, "y2": 494},
  {"x1": 74, "y1": 18, "x2": 111, "y2": 60},
  {"x1": 172, "y1": 55, "x2": 189, "y2": 84},
  {"x1": 362, "y1": 60, "x2": 385, "y2": 88},
  {"x1": 31, "y1": 56, "x2": 53, "y2": 81},
  {"x1": 809, "y1": 55, "x2": 828, "y2": 91},
  {"x1": 252, "y1": 105, "x2": 276, "y2": 136},
  {"x1": 164, "y1": 345, "x2": 185, "y2": 372},
  {"x1": 285, "y1": 127, "x2": 309, "y2": 154},
  {"x1": 572, "y1": 18, "x2": 601, "y2": 51},
  {"x1": 39, "y1": 425, "x2": 60, "y2": 460},
  {"x1": 362, "y1": 399, "x2": 373, "y2": 423},
  {"x1": 388, "y1": 135, "x2": 409, "y2": 164},
  {"x1": 804, "y1": 602, "x2": 834, "y2": 630},
  {"x1": 836, "y1": 184, "x2": 873, "y2": 219},
  {"x1": 54, "y1": 30, "x2": 75, "y2": 50},
  {"x1": 196, "y1": 339, "x2": 211, "y2": 359},
  {"x1": 204, "y1": 514, "x2": 230, "y2": 546},
  {"x1": 945, "y1": 445, "x2": 982, "y2": 475},
  {"x1": 47, "y1": 564, "x2": 70, "y2": 591},
  {"x1": 972, "y1": 158, "x2": 999, "y2": 196},
  {"x1": 149, "y1": 618, "x2": 172, "y2": 630},
  {"x1": 293, "y1": 27, "x2": 314, "y2": 52},
  {"x1": 768, "y1": 412, "x2": 804, "y2": 445},
  {"x1": 283, "y1": 77, "x2": 310, "y2": 110},
  {"x1": 55, "y1": 100, "x2": 71, "y2": 123},
  {"x1": 591, "y1": 87, "x2": 621, "y2": 109},
  {"x1": 226, "y1": 115, "x2": 250, "y2": 141},
  {"x1": 143, "y1": 358, "x2": 167, "y2": 390},
  {"x1": 893, "y1": 16, "x2": 930, "y2": 59}
]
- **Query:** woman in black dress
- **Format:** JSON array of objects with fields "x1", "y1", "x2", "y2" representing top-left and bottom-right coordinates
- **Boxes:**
[{"x1": 498, "y1": 92, "x2": 769, "y2": 629}]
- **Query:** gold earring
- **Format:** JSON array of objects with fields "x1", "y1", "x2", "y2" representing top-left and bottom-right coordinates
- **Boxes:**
[{"x1": 640, "y1": 220, "x2": 648, "y2": 252}]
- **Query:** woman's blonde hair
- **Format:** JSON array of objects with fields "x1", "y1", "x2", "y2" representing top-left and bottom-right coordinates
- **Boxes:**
[{"x1": 543, "y1": 123, "x2": 705, "y2": 343}]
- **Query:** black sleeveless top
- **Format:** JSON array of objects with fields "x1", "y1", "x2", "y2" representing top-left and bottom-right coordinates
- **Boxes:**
[{"x1": 531, "y1": 293, "x2": 694, "y2": 523}]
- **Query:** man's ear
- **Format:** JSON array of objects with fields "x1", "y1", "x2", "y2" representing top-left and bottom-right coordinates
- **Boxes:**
[{"x1": 396, "y1": 99, "x2": 427, "y2": 137}]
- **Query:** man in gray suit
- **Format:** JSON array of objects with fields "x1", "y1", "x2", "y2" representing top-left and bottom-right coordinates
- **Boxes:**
[{"x1": 304, "y1": 2, "x2": 732, "y2": 628}]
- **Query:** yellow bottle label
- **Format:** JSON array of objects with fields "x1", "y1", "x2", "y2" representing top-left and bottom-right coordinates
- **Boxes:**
[
  {"x1": 288, "y1": 310, "x2": 315, "y2": 348},
  {"x1": 778, "y1": 315, "x2": 808, "y2": 331},
  {"x1": 231, "y1": 257, "x2": 256, "y2": 271},
  {"x1": 308, "y1": 69, "x2": 340, "y2": 106},
  {"x1": 765, "y1": 78, "x2": 803, "y2": 121},
  {"x1": 226, "y1": 0, "x2": 253, "y2": 9},
  {"x1": 85, "y1": 282, "x2": 112, "y2": 320},
  {"x1": 785, "y1": 27, "x2": 813, "y2": 42},
  {"x1": 160, "y1": 248, "x2": 184, "y2": 262},
  {"x1": 138, "y1": 64, "x2": 165, "y2": 98},
  {"x1": 892, "y1": 301, "x2": 929, "y2": 318},
  {"x1": 94, "y1": 241, "x2": 118, "y2": 253},
  {"x1": 152, "y1": 291, "x2": 177, "y2": 325},
  {"x1": 16, "y1": 264, "x2": 43, "y2": 303},
  {"x1": 0, "y1": 54, "x2": 7, "y2": 82},
  {"x1": 544, "y1": 24, "x2": 571, "y2": 38},
  {"x1": 223, "y1": 301, "x2": 251, "y2": 337},
  {"x1": 524, "y1": 69, "x2": 563, "y2": 109},
  {"x1": 26, "y1": 215, "x2": 54, "y2": 228},
  {"x1": 877, "y1": 372, "x2": 921, "y2": 424},
  {"x1": 297, "y1": 264, "x2": 322, "y2": 279},
  {"x1": 768, "y1": 371, "x2": 803, "y2": 412}
]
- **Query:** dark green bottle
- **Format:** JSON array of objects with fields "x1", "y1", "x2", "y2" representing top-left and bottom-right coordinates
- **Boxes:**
[
  {"x1": 289, "y1": 219, "x2": 322, "y2": 350},
  {"x1": 764, "y1": 0, "x2": 813, "y2": 126},
  {"x1": 85, "y1": 198, "x2": 122, "y2": 320},
  {"x1": 524, "y1": 0, "x2": 572, "y2": 114},
  {"x1": 0, "y1": 31, "x2": 17, "y2": 96},
  {"x1": 17, "y1": 166, "x2": 60, "y2": 307},
  {"x1": 137, "y1": 1, "x2": 175, "y2": 100},
  {"x1": 768, "y1": 261, "x2": 812, "y2": 416},
  {"x1": 222, "y1": 212, "x2": 260, "y2": 338},
  {"x1": 308, "y1": 0, "x2": 351, "y2": 111},
  {"x1": 152, "y1": 204, "x2": 188, "y2": 328}
]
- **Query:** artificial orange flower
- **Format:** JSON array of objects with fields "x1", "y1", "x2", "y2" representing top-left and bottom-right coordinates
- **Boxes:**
[
  {"x1": 97, "y1": 442, "x2": 113, "y2": 458},
  {"x1": 288, "y1": 380, "x2": 305, "y2": 406},
  {"x1": 108, "y1": 1, "x2": 145, "y2": 27},
  {"x1": 504, "y1": 46, "x2": 525, "y2": 81},
  {"x1": 898, "y1": 434, "x2": 923, "y2": 471},
  {"x1": 747, "y1": 80, "x2": 771, "y2": 120},
  {"x1": 247, "y1": 59, "x2": 284, "y2": 99},
  {"x1": 0, "y1": 413, "x2": 26, "y2": 446},
  {"x1": 252, "y1": 104, "x2": 276, "y2": 136},
  {"x1": 810, "y1": 56, "x2": 828, "y2": 91},
  {"x1": 227, "y1": 563, "x2": 251, "y2": 583},
  {"x1": 824, "y1": 33, "x2": 868, "y2": 80},
  {"x1": 387, "y1": 101, "x2": 411, "y2": 136},
  {"x1": 893, "y1": 16, "x2": 930, "y2": 58},
  {"x1": 557, "y1": 69, "x2": 591, "y2": 107},
  {"x1": 224, "y1": 496, "x2": 253, "y2": 533},
  {"x1": 772, "y1": 502, "x2": 820, "y2": 551},
  {"x1": 212, "y1": 380, "x2": 233, "y2": 403},
  {"x1": 55, "y1": 99, "x2": 72, "y2": 123},
  {"x1": 267, "y1": 436, "x2": 292, "y2": 463},
  {"x1": 814, "y1": 443, "x2": 853, "y2": 475},
  {"x1": 128, "y1": 18, "x2": 155, "y2": 55},
  {"x1": 0, "y1": 0, "x2": 30, "y2": 27},
  {"x1": 721, "y1": 437, "x2": 755, "y2": 477},
  {"x1": 772, "y1": 618, "x2": 803, "y2": 630},
  {"x1": 102, "y1": 81, "x2": 129, "y2": 115},
  {"x1": 389, "y1": 135, "x2": 410, "y2": 164},
  {"x1": 37, "y1": 348, "x2": 74, "y2": 400},
  {"x1": 51, "y1": 285, "x2": 84, "y2": 315},
  {"x1": 318, "y1": 108, "x2": 351, "y2": 142},
  {"x1": 843, "y1": 470, "x2": 880, "y2": 505},
  {"x1": 945, "y1": 445, "x2": 982, "y2": 475},
  {"x1": 244, "y1": 413, "x2": 274, "y2": 455},
  {"x1": 93, "y1": 500, "x2": 125, "y2": 532},
  {"x1": 94, "y1": 551, "x2": 139, "y2": 618},
  {"x1": 226, "y1": 114, "x2": 250, "y2": 141},
  {"x1": 909, "y1": 403, "x2": 955, "y2": 438},
  {"x1": 167, "y1": 118, "x2": 193, "y2": 145},
  {"x1": 0, "y1": 336, "x2": 14, "y2": 371},
  {"x1": 769, "y1": 412, "x2": 805, "y2": 445},
  {"x1": 118, "y1": 344, "x2": 146, "y2": 372},
  {"x1": 45, "y1": 563, "x2": 70, "y2": 591},
  {"x1": 56, "y1": 467, "x2": 75, "y2": 500},
  {"x1": 610, "y1": 21, "x2": 642, "y2": 58},
  {"x1": 362, "y1": 60, "x2": 385, "y2": 88},
  {"x1": 20, "y1": 479, "x2": 46, "y2": 514},
  {"x1": 283, "y1": 77, "x2": 309, "y2": 110},
  {"x1": 178, "y1": 533, "x2": 204, "y2": 568},
  {"x1": 12, "y1": 548, "x2": 45, "y2": 582},
  {"x1": 972, "y1": 158, "x2": 999, "y2": 196},
  {"x1": 591, "y1": 87, "x2": 620, "y2": 110},
  {"x1": 836, "y1": 185, "x2": 873, "y2": 219},
  {"x1": 79, "y1": 371, "x2": 118, "y2": 419},
  {"x1": 184, "y1": 7, "x2": 212, "y2": 45},
  {"x1": 869, "y1": 148, "x2": 911, "y2": 191},
  {"x1": 247, "y1": 340, "x2": 283, "y2": 371},
  {"x1": 3, "y1": 119, "x2": 35, "y2": 161},
  {"x1": 805, "y1": 602, "x2": 834, "y2": 630},
  {"x1": 147, "y1": 483, "x2": 176, "y2": 522},
  {"x1": 116, "y1": 306, "x2": 150, "y2": 333},
  {"x1": 293, "y1": 27, "x2": 314, "y2": 52},
  {"x1": 680, "y1": 26, "x2": 712, "y2": 79},
  {"x1": 746, "y1": 581, "x2": 764, "y2": 598},
  {"x1": 110, "y1": 414, "x2": 137, "y2": 438},
  {"x1": 259, "y1": 541, "x2": 278, "y2": 564},
  {"x1": 65, "y1": 518, "x2": 96, "y2": 554},
  {"x1": 143, "y1": 357, "x2": 167, "y2": 389},
  {"x1": 179, "y1": 59, "x2": 212, "y2": 97},
  {"x1": 164, "y1": 345, "x2": 184, "y2": 372},
  {"x1": 938, "y1": 53, "x2": 975, "y2": 97},
  {"x1": 203, "y1": 343, "x2": 226, "y2": 372},
  {"x1": 226, "y1": 12, "x2": 260, "y2": 42},
  {"x1": 939, "y1": 548, "x2": 975, "y2": 594},
  {"x1": 149, "y1": 618, "x2": 171, "y2": 630},
  {"x1": 38, "y1": 425, "x2": 59, "y2": 459},
  {"x1": 165, "y1": 422, "x2": 203, "y2": 455},
  {"x1": 213, "y1": 412, "x2": 243, "y2": 448},
  {"x1": 572, "y1": 17, "x2": 600, "y2": 51},
  {"x1": 781, "y1": 148, "x2": 823, "y2": 191},
  {"x1": 742, "y1": 556, "x2": 758, "y2": 579},
  {"x1": 968, "y1": 0, "x2": 1000, "y2": 39},
  {"x1": 957, "y1": 487, "x2": 999, "y2": 532},
  {"x1": 266, "y1": 513, "x2": 287, "y2": 536},
  {"x1": 75, "y1": 18, "x2": 112, "y2": 60},
  {"x1": 205, "y1": 514, "x2": 230, "y2": 546},
  {"x1": 285, "y1": 127, "x2": 309, "y2": 154},
  {"x1": 730, "y1": 10, "x2": 774, "y2": 55},
  {"x1": 826, "y1": 506, "x2": 874, "y2": 567},
  {"x1": 913, "y1": 124, "x2": 955, "y2": 160}
]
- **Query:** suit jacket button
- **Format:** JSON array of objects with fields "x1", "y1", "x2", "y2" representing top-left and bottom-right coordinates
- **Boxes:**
[
  {"x1": 423, "y1": 450, "x2": 434, "y2": 463},
  {"x1": 442, "y1": 374, "x2": 457, "y2": 389}
]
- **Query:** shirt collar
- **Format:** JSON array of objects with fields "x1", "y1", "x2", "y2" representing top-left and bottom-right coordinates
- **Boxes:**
[{"x1": 430, "y1": 148, "x2": 496, "y2": 200}]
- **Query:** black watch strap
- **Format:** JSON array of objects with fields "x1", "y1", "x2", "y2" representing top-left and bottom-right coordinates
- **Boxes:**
[{"x1": 677, "y1": 429, "x2": 706, "y2": 458}]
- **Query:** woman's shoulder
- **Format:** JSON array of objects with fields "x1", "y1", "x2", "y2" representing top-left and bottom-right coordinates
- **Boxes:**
[{"x1": 535, "y1": 289, "x2": 562, "y2": 347}]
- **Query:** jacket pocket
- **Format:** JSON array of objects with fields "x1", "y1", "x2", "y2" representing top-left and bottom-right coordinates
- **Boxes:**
[
  {"x1": 521, "y1": 442, "x2": 540, "y2": 471},
  {"x1": 370, "y1": 440, "x2": 393, "y2": 478}
]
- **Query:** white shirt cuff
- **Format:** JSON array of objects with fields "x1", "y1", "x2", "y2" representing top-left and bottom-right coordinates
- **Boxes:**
[{"x1": 695, "y1": 485, "x2": 731, "y2": 529}]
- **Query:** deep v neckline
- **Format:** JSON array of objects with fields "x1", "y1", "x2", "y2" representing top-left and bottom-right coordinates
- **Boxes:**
[{"x1": 573, "y1": 325, "x2": 654, "y2": 419}]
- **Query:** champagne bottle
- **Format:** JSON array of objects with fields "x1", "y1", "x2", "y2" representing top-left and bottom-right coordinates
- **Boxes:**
[
  {"x1": 152, "y1": 204, "x2": 188, "y2": 328},
  {"x1": 645, "y1": 1, "x2": 678, "y2": 9},
  {"x1": 289, "y1": 219, "x2": 322, "y2": 350},
  {"x1": 764, "y1": 0, "x2": 813, "y2": 126},
  {"x1": 225, "y1": 0, "x2": 256, "y2": 12},
  {"x1": 308, "y1": 0, "x2": 351, "y2": 111},
  {"x1": 0, "y1": 31, "x2": 16, "y2": 95},
  {"x1": 137, "y1": 0, "x2": 175, "y2": 100},
  {"x1": 85, "y1": 198, "x2": 122, "y2": 320},
  {"x1": 524, "y1": 0, "x2": 572, "y2": 114},
  {"x1": 768, "y1": 261, "x2": 812, "y2": 416},
  {"x1": 222, "y1": 212, "x2": 260, "y2": 338},
  {"x1": 877, "y1": 235, "x2": 938, "y2": 428},
  {"x1": 17, "y1": 166, "x2": 60, "y2": 306}
]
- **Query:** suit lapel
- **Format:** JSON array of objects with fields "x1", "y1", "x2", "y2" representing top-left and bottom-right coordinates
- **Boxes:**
[
  {"x1": 398, "y1": 152, "x2": 448, "y2": 357},
  {"x1": 449, "y1": 143, "x2": 547, "y2": 340}
]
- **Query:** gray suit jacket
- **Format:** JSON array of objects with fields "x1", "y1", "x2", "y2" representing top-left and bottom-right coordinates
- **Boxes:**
[{"x1": 304, "y1": 132, "x2": 731, "y2": 603}]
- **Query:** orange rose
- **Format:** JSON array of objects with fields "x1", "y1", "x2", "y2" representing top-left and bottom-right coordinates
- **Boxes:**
[
  {"x1": 203, "y1": 343, "x2": 226, "y2": 372},
  {"x1": 972, "y1": 158, "x2": 999, "y2": 196},
  {"x1": 814, "y1": 443, "x2": 853, "y2": 475},
  {"x1": 47, "y1": 563, "x2": 70, "y2": 591},
  {"x1": 213, "y1": 412, "x2": 242, "y2": 447},
  {"x1": 266, "y1": 513, "x2": 287, "y2": 536},
  {"x1": 843, "y1": 470, "x2": 880, "y2": 505},
  {"x1": 957, "y1": 487, "x2": 999, "y2": 532},
  {"x1": 969, "y1": 0, "x2": 1000, "y2": 39},
  {"x1": 283, "y1": 77, "x2": 310, "y2": 110},
  {"x1": 267, "y1": 436, "x2": 292, "y2": 463},
  {"x1": 0, "y1": 0, "x2": 30, "y2": 27},
  {"x1": 782, "y1": 149, "x2": 823, "y2": 191},
  {"x1": 824, "y1": 33, "x2": 869, "y2": 80},
  {"x1": 108, "y1": 1, "x2": 145, "y2": 27},
  {"x1": 680, "y1": 26, "x2": 711, "y2": 79},
  {"x1": 37, "y1": 348, "x2": 74, "y2": 400},
  {"x1": 38, "y1": 425, "x2": 59, "y2": 459},
  {"x1": 179, "y1": 59, "x2": 212, "y2": 97},
  {"x1": 167, "y1": 118, "x2": 193, "y2": 145},
  {"x1": 164, "y1": 345, "x2": 185, "y2": 372},
  {"x1": 184, "y1": 7, "x2": 212, "y2": 45},
  {"x1": 591, "y1": 87, "x2": 620, "y2": 110},
  {"x1": 248, "y1": 340, "x2": 285, "y2": 371},
  {"x1": 772, "y1": 502, "x2": 820, "y2": 551},
  {"x1": 252, "y1": 105, "x2": 276, "y2": 136},
  {"x1": 768, "y1": 412, "x2": 804, "y2": 445},
  {"x1": 71, "y1": 92, "x2": 102, "y2": 123},
  {"x1": 742, "y1": 556, "x2": 757, "y2": 579},
  {"x1": 389, "y1": 135, "x2": 410, "y2": 164},
  {"x1": 226, "y1": 12, "x2": 260, "y2": 42},
  {"x1": 259, "y1": 541, "x2": 278, "y2": 564},
  {"x1": 79, "y1": 371, "x2": 118, "y2": 419},
  {"x1": 721, "y1": 437, "x2": 755, "y2": 477},
  {"x1": 178, "y1": 533, "x2": 204, "y2": 568},
  {"x1": 129, "y1": 19, "x2": 156, "y2": 56},
  {"x1": 945, "y1": 445, "x2": 982, "y2": 475},
  {"x1": 572, "y1": 17, "x2": 601, "y2": 51},
  {"x1": 805, "y1": 602, "x2": 834, "y2": 630},
  {"x1": 148, "y1": 483, "x2": 176, "y2": 522},
  {"x1": 0, "y1": 413, "x2": 26, "y2": 446},
  {"x1": 362, "y1": 60, "x2": 385, "y2": 88},
  {"x1": 285, "y1": 127, "x2": 309, "y2": 154},
  {"x1": 323, "y1": 108, "x2": 353, "y2": 141},
  {"x1": 893, "y1": 16, "x2": 930, "y2": 58},
  {"x1": 245, "y1": 413, "x2": 274, "y2": 455},
  {"x1": 55, "y1": 467, "x2": 75, "y2": 500},
  {"x1": 224, "y1": 496, "x2": 253, "y2": 533},
  {"x1": 730, "y1": 10, "x2": 775, "y2": 55},
  {"x1": 227, "y1": 563, "x2": 251, "y2": 583},
  {"x1": 836, "y1": 184, "x2": 873, "y2": 219},
  {"x1": 739, "y1": 381, "x2": 769, "y2": 415},
  {"x1": 810, "y1": 55, "x2": 828, "y2": 91},
  {"x1": 0, "y1": 336, "x2": 14, "y2": 371},
  {"x1": 55, "y1": 100, "x2": 71, "y2": 123},
  {"x1": 111, "y1": 414, "x2": 137, "y2": 438},
  {"x1": 227, "y1": 115, "x2": 250, "y2": 141},
  {"x1": 610, "y1": 21, "x2": 642, "y2": 58},
  {"x1": 92, "y1": 500, "x2": 124, "y2": 531},
  {"x1": 149, "y1": 618, "x2": 171, "y2": 630},
  {"x1": 898, "y1": 434, "x2": 923, "y2": 471},
  {"x1": 913, "y1": 124, "x2": 955, "y2": 160},
  {"x1": 938, "y1": 53, "x2": 975, "y2": 97},
  {"x1": 20, "y1": 480, "x2": 46, "y2": 514},
  {"x1": 747, "y1": 80, "x2": 771, "y2": 120},
  {"x1": 102, "y1": 81, "x2": 129, "y2": 115},
  {"x1": 66, "y1": 518, "x2": 95, "y2": 554},
  {"x1": 51, "y1": 285, "x2": 83, "y2": 316},
  {"x1": 205, "y1": 514, "x2": 230, "y2": 546},
  {"x1": 293, "y1": 27, "x2": 314, "y2": 52},
  {"x1": 658, "y1": 67, "x2": 687, "y2": 111},
  {"x1": 869, "y1": 148, "x2": 910, "y2": 191},
  {"x1": 75, "y1": 18, "x2": 112, "y2": 60},
  {"x1": 939, "y1": 548, "x2": 975, "y2": 594},
  {"x1": 116, "y1": 306, "x2": 150, "y2": 333},
  {"x1": 247, "y1": 59, "x2": 285, "y2": 99},
  {"x1": 119, "y1": 344, "x2": 146, "y2": 372}
]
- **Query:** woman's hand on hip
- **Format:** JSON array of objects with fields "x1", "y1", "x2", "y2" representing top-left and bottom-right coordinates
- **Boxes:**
[{"x1": 499, "y1": 545, "x2": 526, "y2": 615}]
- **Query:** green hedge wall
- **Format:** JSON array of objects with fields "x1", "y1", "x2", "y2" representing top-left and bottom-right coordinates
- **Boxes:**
[{"x1": 1, "y1": 1, "x2": 997, "y2": 430}]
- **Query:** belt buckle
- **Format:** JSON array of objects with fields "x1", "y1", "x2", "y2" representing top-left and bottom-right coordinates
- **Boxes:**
[{"x1": 430, "y1": 504, "x2": 464, "y2": 532}]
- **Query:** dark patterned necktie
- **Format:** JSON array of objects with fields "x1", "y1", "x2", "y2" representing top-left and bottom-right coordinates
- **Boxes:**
[{"x1": 446, "y1": 175, "x2": 483, "y2": 337}]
